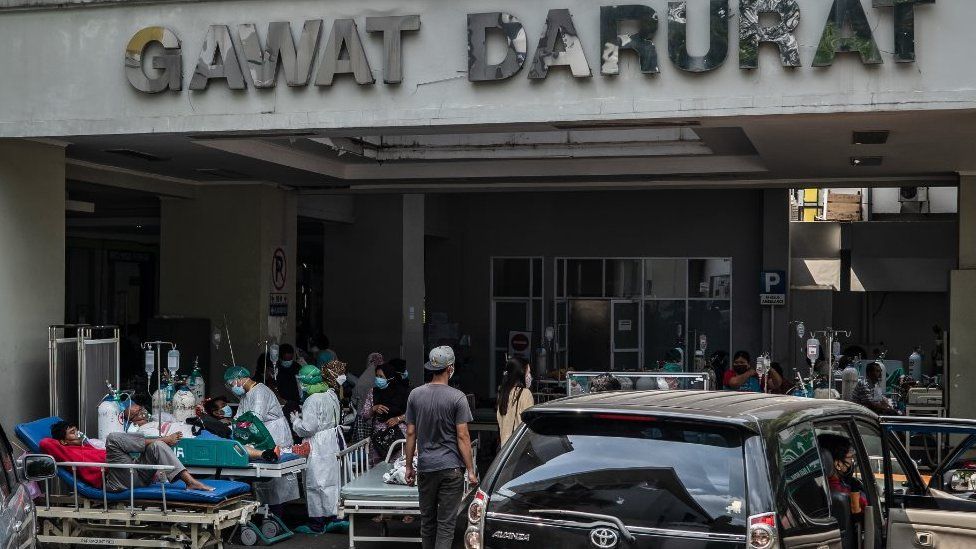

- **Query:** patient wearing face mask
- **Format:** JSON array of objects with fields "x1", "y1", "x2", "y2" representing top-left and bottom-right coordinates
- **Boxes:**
[{"x1": 362, "y1": 359, "x2": 412, "y2": 466}]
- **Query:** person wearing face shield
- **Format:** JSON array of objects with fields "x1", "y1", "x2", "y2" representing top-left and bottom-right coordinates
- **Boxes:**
[
  {"x1": 223, "y1": 365, "x2": 300, "y2": 513},
  {"x1": 290, "y1": 362, "x2": 349, "y2": 534}
]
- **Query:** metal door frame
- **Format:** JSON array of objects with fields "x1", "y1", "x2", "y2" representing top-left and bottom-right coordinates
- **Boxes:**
[{"x1": 610, "y1": 299, "x2": 642, "y2": 371}]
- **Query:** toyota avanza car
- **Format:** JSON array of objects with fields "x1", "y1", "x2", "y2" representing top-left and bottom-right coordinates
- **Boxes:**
[{"x1": 460, "y1": 390, "x2": 976, "y2": 549}]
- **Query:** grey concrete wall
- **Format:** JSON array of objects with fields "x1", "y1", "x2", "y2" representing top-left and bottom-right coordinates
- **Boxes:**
[
  {"x1": 950, "y1": 177, "x2": 976, "y2": 418},
  {"x1": 322, "y1": 195, "x2": 403, "y2": 375},
  {"x1": 0, "y1": 0, "x2": 973, "y2": 137},
  {"x1": 0, "y1": 140, "x2": 65, "y2": 425},
  {"x1": 160, "y1": 185, "x2": 297, "y2": 392},
  {"x1": 441, "y1": 189, "x2": 765, "y2": 399},
  {"x1": 762, "y1": 189, "x2": 791, "y2": 366}
]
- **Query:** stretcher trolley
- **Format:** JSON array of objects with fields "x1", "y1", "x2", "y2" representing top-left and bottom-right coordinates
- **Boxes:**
[
  {"x1": 16, "y1": 417, "x2": 259, "y2": 548},
  {"x1": 183, "y1": 445, "x2": 307, "y2": 546},
  {"x1": 337, "y1": 438, "x2": 478, "y2": 549}
]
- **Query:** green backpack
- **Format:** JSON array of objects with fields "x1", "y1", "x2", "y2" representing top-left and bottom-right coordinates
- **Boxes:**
[{"x1": 232, "y1": 411, "x2": 276, "y2": 451}]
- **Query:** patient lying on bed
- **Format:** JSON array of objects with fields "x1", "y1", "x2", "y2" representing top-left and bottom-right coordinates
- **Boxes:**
[
  {"x1": 126, "y1": 404, "x2": 280, "y2": 462},
  {"x1": 40, "y1": 420, "x2": 213, "y2": 492}
]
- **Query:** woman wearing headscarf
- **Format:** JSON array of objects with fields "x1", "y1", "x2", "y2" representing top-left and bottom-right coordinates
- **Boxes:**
[
  {"x1": 290, "y1": 361, "x2": 349, "y2": 535},
  {"x1": 351, "y1": 352, "x2": 384, "y2": 443},
  {"x1": 361, "y1": 358, "x2": 411, "y2": 466}
]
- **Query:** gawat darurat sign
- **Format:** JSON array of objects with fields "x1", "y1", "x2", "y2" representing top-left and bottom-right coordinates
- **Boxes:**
[{"x1": 124, "y1": 0, "x2": 934, "y2": 94}]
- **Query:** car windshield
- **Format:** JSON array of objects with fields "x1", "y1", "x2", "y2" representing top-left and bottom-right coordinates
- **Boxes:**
[{"x1": 488, "y1": 414, "x2": 748, "y2": 534}]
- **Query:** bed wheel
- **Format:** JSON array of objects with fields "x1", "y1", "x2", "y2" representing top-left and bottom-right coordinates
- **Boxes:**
[
  {"x1": 260, "y1": 519, "x2": 281, "y2": 539},
  {"x1": 238, "y1": 525, "x2": 260, "y2": 546}
]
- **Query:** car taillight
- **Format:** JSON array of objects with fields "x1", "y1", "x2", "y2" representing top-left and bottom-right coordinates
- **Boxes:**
[
  {"x1": 465, "y1": 489, "x2": 489, "y2": 549},
  {"x1": 468, "y1": 489, "x2": 487, "y2": 523},
  {"x1": 748, "y1": 513, "x2": 777, "y2": 549}
]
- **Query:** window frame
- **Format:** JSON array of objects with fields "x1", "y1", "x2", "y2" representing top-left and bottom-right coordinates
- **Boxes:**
[{"x1": 776, "y1": 420, "x2": 834, "y2": 534}]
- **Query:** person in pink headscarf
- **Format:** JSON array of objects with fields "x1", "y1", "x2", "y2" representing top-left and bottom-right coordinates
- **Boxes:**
[{"x1": 350, "y1": 352, "x2": 385, "y2": 442}]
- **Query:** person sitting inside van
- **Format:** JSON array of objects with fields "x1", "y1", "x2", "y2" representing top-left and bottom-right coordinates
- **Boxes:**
[
  {"x1": 817, "y1": 433, "x2": 868, "y2": 514},
  {"x1": 40, "y1": 420, "x2": 212, "y2": 492}
]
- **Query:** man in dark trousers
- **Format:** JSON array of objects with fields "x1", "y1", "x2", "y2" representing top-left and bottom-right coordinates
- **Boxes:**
[{"x1": 404, "y1": 346, "x2": 476, "y2": 549}]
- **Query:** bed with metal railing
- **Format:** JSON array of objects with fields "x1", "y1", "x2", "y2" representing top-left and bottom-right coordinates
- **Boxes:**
[
  {"x1": 16, "y1": 417, "x2": 259, "y2": 548},
  {"x1": 337, "y1": 437, "x2": 478, "y2": 549}
]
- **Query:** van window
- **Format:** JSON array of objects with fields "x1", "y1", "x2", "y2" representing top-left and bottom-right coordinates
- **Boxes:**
[
  {"x1": 778, "y1": 423, "x2": 831, "y2": 528},
  {"x1": 488, "y1": 415, "x2": 748, "y2": 535}
]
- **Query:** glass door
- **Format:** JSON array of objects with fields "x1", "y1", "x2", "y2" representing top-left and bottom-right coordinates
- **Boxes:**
[{"x1": 611, "y1": 300, "x2": 641, "y2": 371}]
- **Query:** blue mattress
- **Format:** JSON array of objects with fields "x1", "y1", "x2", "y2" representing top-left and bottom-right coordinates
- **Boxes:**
[{"x1": 17, "y1": 417, "x2": 251, "y2": 504}]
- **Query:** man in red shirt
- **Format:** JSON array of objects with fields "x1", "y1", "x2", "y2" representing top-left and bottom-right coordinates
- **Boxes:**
[{"x1": 40, "y1": 420, "x2": 211, "y2": 492}]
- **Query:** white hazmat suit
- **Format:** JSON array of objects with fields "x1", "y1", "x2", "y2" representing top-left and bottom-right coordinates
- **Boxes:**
[
  {"x1": 236, "y1": 382, "x2": 300, "y2": 505},
  {"x1": 292, "y1": 388, "x2": 343, "y2": 517}
]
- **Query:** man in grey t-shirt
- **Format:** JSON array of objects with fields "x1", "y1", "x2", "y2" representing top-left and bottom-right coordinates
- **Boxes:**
[{"x1": 405, "y1": 346, "x2": 476, "y2": 549}]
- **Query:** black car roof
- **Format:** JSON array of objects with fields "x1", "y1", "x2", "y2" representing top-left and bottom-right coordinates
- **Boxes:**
[{"x1": 524, "y1": 390, "x2": 877, "y2": 433}]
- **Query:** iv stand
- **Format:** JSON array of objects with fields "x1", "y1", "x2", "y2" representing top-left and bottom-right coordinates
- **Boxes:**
[{"x1": 142, "y1": 340, "x2": 176, "y2": 435}]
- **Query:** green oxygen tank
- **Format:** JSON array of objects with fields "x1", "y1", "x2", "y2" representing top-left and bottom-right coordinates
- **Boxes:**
[{"x1": 189, "y1": 357, "x2": 206, "y2": 401}]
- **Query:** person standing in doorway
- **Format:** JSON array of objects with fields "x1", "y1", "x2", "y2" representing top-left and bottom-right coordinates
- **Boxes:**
[{"x1": 404, "y1": 346, "x2": 477, "y2": 549}]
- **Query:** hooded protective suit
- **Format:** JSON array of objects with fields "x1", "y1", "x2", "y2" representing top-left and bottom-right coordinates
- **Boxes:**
[
  {"x1": 292, "y1": 386, "x2": 343, "y2": 517},
  {"x1": 227, "y1": 368, "x2": 299, "y2": 505}
]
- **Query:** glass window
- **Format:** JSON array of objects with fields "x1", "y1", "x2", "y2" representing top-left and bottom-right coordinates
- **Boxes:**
[
  {"x1": 643, "y1": 300, "x2": 685, "y2": 369},
  {"x1": 778, "y1": 423, "x2": 831, "y2": 528},
  {"x1": 566, "y1": 259, "x2": 603, "y2": 297},
  {"x1": 688, "y1": 301, "x2": 731, "y2": 360},
  {"x1": 494, "y1": 301, "x2": 528, "y2": 348},
  {"x1": 689, "y1": 259, "x2": 731, "y2": 299},
  {"x1": 644, "y1": 259, "x2": 687, "y2": 298},
  {"x1": 493, "y1": 258, "x2": 531, "y2": 297},
  {"x1": 489, "y1": 415, "x2": 748, "y2": 535},
  {"x1": 532, "y1": 258, "x2": 543, "y2": 298},
  {"x1": 606, "y1": 259, "x2": 642, "y2": 298}
]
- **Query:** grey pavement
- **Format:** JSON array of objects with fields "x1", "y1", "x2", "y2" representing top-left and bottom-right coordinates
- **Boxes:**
[{"x1": 226, "y1": 518, "x2": 422, "y2": 549}]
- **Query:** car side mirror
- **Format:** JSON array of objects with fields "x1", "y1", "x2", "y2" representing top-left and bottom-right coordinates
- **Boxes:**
[
  {"x1": 945, "y1": 469, "x2": 976, "y2": 493},
  {"x1": 23, "y1": 454, "x2": 57, "y2": 481}
]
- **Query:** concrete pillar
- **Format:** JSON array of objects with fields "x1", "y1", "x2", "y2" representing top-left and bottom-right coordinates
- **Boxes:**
[
  {"x1": 0, "y1": 140, "x2": 65, "y2": 424},
  {"x1": 949, "y1": 176, "x2": 976, "y2": 418},
  {"x1": 762, "y1": 189, "x2": 791, "y2": 369},
  {"x1": 402, "y1": 195, "x2": 425, "y2": 383},
  {"x1": 160, "y1": 185, "x2": 297, "y2": 391}
]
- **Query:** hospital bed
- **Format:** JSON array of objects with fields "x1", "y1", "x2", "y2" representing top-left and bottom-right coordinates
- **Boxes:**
[
  {"x1": 17, "y1": 416, "x2": 259, "y2": 548},
  {"x1": 337, "y1": 438, "x2": 478, "y2": 549}
]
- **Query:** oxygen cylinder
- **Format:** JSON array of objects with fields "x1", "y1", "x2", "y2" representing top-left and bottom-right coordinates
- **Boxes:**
[
  {"x1": 171, "y1": 386, "x2": 198, "y2": 423},
  {"x1": 189, "y1": 360, "x2": 206, "y2": 402},
  {"x1": 152, "y1": 381, "x2": 172, "y2": 415},
  {"x1": 534, "y1": 346, "x2": 548, "y2": 380},
  {"x1": 97, "y1": 395, "x2": 124, "y2": 440},
  {"x1": 841, "y1": 366, "x2": 860, "y2": 401},
  {"x1": 909, "y1": 347, "x2": 923, "y2": 380}
]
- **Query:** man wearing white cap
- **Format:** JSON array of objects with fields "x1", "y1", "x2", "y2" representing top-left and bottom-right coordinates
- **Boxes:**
[{"x1": 404, "y1": 346, "x2": 476, "y2": 549}]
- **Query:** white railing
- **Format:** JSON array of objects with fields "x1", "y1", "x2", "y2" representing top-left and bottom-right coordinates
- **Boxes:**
[
  {"x1": 337, "y1": 438, "x2": 370, "y2": 487},
  {"x1": 566, "y1": 371, "x2": 712, "y2": 395}
]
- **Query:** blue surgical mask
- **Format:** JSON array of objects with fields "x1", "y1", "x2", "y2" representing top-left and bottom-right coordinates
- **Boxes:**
[
  {"x1": 374, "y1": 377, "x2": 390, "y2": 389},
  {"x1": 221, "y1": 405, "x2": 233, "y2": 418},
  {"x1": 401, "y1": 371, "x2": 409, "y2": 381},
  {"x1": 231, "y1": 385, "x2": 246, "y2": 397},
  {"x1": 281, "y1": 360, "x2": 294, "y2": 368}
]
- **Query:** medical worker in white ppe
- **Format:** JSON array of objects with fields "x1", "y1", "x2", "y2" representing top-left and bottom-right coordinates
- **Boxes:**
[
  {"x1": 291, "y1": 361, "x2": 349, "y2": 534},
  {"x1": 223, "y1": 365, "x2": 299, "y2": 516}
]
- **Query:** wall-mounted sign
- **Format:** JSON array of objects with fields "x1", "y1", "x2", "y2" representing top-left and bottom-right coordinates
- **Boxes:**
[
  {"x1": 508, "y1": 331, "x2": 532, "y2": 360},
  {"x1": 270, "y1": 293, "x2": 288, "y2": 317},
  {"x1": 760, "y1": 269, "x2": 786, "y2": 306},
  {"x1": 272, "y1": 247, "x2": 287, "y2": 291},
  {"x1": 125, "y1": 1, "x2": 935, "y2": 93}
]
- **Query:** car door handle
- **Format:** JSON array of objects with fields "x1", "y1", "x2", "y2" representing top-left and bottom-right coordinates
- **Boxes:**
[{"x1": 916, "y1": 532, "x2": 934, "y2": 547}]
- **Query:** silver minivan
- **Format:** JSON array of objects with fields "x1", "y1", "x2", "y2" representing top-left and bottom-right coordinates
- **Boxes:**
[{"x1": 0, "y1": 424, "x2": 55, "y2": 549}]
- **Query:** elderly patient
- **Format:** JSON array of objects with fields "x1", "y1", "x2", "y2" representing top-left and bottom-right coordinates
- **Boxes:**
[{"x1": 40, "y1": 420, "x2": 212, "y2": 492}]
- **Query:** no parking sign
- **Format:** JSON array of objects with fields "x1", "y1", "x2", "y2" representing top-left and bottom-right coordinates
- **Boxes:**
[{"x1": 508, "y1": 331, "x2": 532, "y2": 360}]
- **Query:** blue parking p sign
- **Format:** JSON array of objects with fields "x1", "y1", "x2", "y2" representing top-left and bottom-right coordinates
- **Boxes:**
[{"x1": 761, "y1": 270, "x2": 786, "y2": 306}]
